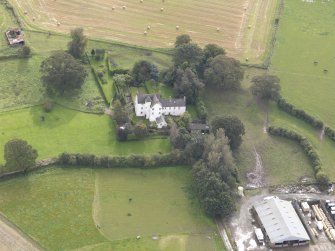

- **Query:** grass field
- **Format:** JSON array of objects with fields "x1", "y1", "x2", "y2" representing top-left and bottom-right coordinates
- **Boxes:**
[
  {"x1": 204, "y1": 68, "x2": 314, "y2": 185},
  {"x1": 0, "y1": 105, "x2": 171, "y2": 164},
  {"x1": 270, "y1": 0, "x2": 335, "y2": 128},
  {"x1": 10, "y1": 0, "x2": 278, "y2": 62},
  {"x1": 0, "y1": 166, "x2": 223, "y2": 250}
]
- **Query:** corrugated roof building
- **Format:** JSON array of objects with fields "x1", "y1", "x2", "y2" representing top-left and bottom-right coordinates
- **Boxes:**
[{"x1": 253, "y1": 197, "x2": 310, "y2": 248}]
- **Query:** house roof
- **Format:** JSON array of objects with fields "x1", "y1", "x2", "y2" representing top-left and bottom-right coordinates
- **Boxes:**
[
  {"x1": 137, "y1": 94, "x2": 161, "y2": 104},
  {"x1": 254, "y1": 197, "x2": 310, "y2": 244},
  {"x1": 188, "y1": 123, "x2": 209, "y2": 131},
  {"x1": 136, "y1": 94, "x2": 186, "y2": 107},
  {"x1": 160, "y1": 97, "x2": 186, "y2": 107},
  {"x1": 156, "y1": 115, "x2": 166, "y2": 124}
]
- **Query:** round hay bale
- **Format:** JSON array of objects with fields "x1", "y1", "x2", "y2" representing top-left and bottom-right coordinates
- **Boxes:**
[
  {"x1": 147, "y1": 25, "x2": 151, "y2": 30},
  {"x1": 144, "y1": 31, "x2": 147, "y2": 35},
  {"x1": 24, "y1": 11, "x2": 28, "y2": 15},
  {"x1": 57, "y1": 21, "x2": 61, "y2": 26},
  {"x1": 122, "y1": 5, "x2": 126, "y2": 10},
  {"x1": 248, "y1": 25, "x2": 251, "y2": 29},
  {"x1": 216, "y1": 27, "x2": 220, "y2": 32},
  {"x1": 140, "y1": 0, "x2": 143, "y2": 2},
  {"x1": 32, "y1": 17, "x2": 36, "y2": 21},
  {"x1": 160, "y1": 7, "x2": 164, "y2": 12},
  {"x1": 245, "y1": 58, "x2": 249, "y2": 62},
  {"x1": 112, "y1": 6, "x2": 115, "y2": 10},
  {"x1": 176, "y1": 25, "x2": 179, "y2": 30}
]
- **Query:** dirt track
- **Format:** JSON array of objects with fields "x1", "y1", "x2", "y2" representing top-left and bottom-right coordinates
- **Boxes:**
[{"x1": 0, "y1": 215, "x2": 41, "y2": 251}]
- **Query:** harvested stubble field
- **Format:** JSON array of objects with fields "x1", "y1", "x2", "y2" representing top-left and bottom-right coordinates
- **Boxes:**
[{"x1": 12, "y1": 0, "x2": 278, "y2": 62}]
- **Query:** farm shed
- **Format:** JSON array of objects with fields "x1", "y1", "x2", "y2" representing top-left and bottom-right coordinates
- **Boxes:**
[
  {"x1": 188, "y1": 123, "x2": 210, "y2": 134},
  {"x1": 253, "y1": 197, "x2": 310, "y2": 248},
  {"x1": 5, "y1": 28, "x2": 24, "y2": 45}
]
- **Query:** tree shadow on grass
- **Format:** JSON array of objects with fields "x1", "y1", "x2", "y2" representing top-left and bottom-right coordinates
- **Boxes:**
[{"x1": 29, "y1": 104, "x2": 77, "y2": 129}]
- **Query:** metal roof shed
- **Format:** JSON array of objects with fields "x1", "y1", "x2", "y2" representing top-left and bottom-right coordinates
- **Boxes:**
[{"x1": 254, "y1": 197, "x2": 310, "y2": 247}]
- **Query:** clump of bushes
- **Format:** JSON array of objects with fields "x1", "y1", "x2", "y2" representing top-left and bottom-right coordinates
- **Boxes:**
[
  {"x1": 58, "y1": 151, "x2": 186, "y2": 168},
  {"x1": 325, "y1": 127, "x2": 335, "y2": 142},
  {"x1": 277, "y1": 98, "x2": 323, "y2": 129},
  {"x1": 195, "y1": 98, "x2": 207, "y2": 121},
  {"x1": 267, "y1": 126, "x2": 329, "y2": 189}
]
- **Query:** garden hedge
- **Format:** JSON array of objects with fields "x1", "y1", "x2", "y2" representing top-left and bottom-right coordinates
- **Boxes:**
[{"x1": 277, "y1": 98, "x2": 323, "y2": 129}]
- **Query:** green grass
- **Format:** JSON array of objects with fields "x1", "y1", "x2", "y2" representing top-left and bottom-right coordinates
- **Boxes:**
[
  {"x1": 204, "y1": 68, "x2": 314, "y2": 185},
  {"x1": 145, "y1": 82, "x2": 174, "y2": 98},
  {"x1": 0, "y1": 166, "x2": 222, "y2": 251},
  {"x1": 0, "y1": 105, "x2": 171, "y2": 163},
  {"x1": 270, "y1": 0, "x2": 335, "y2": 128}
]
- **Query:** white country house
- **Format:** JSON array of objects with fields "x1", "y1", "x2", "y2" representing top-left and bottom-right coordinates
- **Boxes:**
[{"x1": 134, "y1": 93, "x2": 186, "y2": 128}]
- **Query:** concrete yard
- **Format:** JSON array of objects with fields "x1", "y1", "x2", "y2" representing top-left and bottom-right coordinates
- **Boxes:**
[{"x1": 229, "y1": 189, "x2": 335, "y2": 251}]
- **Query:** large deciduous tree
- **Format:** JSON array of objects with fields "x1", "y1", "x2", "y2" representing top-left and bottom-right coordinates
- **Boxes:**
[
  {"x1": 4, "y1": 139, "x2": 38, "y2": 172},
  {"x1": 204, "y1": 55, "x2": 243, "y2": 90},
  {"x1": 173, "y1": 68, "x2": 204, "y2": 104},
  {"x1": 173, "y1": 43, "x2": 203, "y2": 69},
  {"x1": 68, "y1": 27, "x2": 87, "y2": 58},
  {"x1": 211, "y1": 116, "x2": 245, "y2": 150},
  {"x1": 174, "y1": 34, "x2": 191, "y2": 47},
  {"x1": 192, "y1": 129, "x2": 238, "y2": 218},
  {"x1": 132, "y1": 60, "x2": 158, "y2": 85},
  {"x1": 40, "y1": 51, "x2": 87, "y2": 95},
  {"x1": 251, "y1": 75, "x2": 281, "y2": 101}
]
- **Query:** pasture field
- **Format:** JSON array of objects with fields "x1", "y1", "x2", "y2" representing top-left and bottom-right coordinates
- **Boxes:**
[
  {"x1": 0, "y1": 105, "x2": 171, "y2": 164},
  {"x1": 10, "y1": 0, "x2": 278, "y2": 62},
  {"x1": 204, "y1": 68, "x2": 314, "y2": 185},
  {"x1": 0, "y1": 166, "x2": 223, "y2": 250},
  {"x1": 270, "y1": 0, "x2": 335, "y2": 128}
]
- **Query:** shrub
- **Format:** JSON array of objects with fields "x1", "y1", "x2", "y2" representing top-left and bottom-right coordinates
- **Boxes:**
[
  {"x1": 195, "y1": 98, "x2": 207, "y2": 121},
  {"x1": 315, "y1": 171, "x2": 330, "y2": 191},
  {"x1": 325, "y1": 127, "x2": 335, "y2": 142},
  {"x1": 43, "y1": 99, "x2": 54, "y2": 112}
]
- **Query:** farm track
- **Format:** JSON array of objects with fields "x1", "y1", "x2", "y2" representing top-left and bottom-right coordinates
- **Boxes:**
[
  {"x1": 0, "y1": 214, "x2": 42, "y2": 251},
  {"x1": 10, "y1": 0, "x2": 276, "y2": 59}
]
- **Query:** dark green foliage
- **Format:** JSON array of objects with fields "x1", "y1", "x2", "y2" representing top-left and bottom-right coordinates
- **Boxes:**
[
  {"x1": 251, "y1": 75, "x2": 281, "y2": 101},
  {"x1": 4, "y1": 139, "x2": 38, "y2": 172},
  {"x1": 132, "y1": 60, "x2": 158, "y2": 85},
  {"x1": 204, "y1": 55, "x2": 243, "y2": 90},
  {"x1": 58, "y1": 150, "x2": 186, "y2": 168},
  {"x1": 113, "y1": 100, "x2": 129, "y2": 125},
  {"x1": 133, "y1": 122, "x2": 148, "y2": 138},
  {"x1": 68, "y1": 27, "x2": 87, "y2": 58},
  {"x1": 175, "y1": 112, "x2": 191, "y2": 128},
  {"x1": 211, "y1": 116, "x2": 245, "y2": 150},
  {"x1": 173, "y1": 68, "x2": 204, "y2": 104},
  {"x1": 43, "y1": 99, "x2": 54, "y2": 112},
  {"x1": 170, "y1": 125, "x2": 191, "y2": 149},
  {"x1": 192, "y1": 129, "x2": 237, "y2": 218},
  {"x1": 195, "y1": 98, "x2": 208, "y2": 121},
  {"x1": 117, "y1": 127, "x2": 128, "y2": 141},
  {"x1": 203, "y1": 44, "x2": 225, "y2": 61},
  {"x1": 325, "y1": 127, "x2": 335, "y2": 142},
  {"x1": 277, "y1": 98, "x2": 324, "y2": 129},
  {"x1": 18, "y1": 45, "x2": 31, "y2": 58},
  {"x1": 267, "y1": 126, "x2": 329, "y2": 189},
  {"x1": 40, "y1": 51, "x2": 87, "y2": 95},
  {"x1": 91, "y1": 49, "x2": 95, "y2": 57},
  {"x1": 173, "y1": 43, "x2": 203, "y2": 69},
  {"x1": 175, "y1": 34, "x2": 191, "y2": 47}
]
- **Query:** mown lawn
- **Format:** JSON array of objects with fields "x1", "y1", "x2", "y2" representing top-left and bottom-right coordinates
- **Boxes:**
[
  {"x1": 0, "y1": 166, "x2": 223, "y2": 251},
  {"x1": 204, "y1": 68, "x2": 314, "y2": 185},
  {"x1": 270, "y1": 0, "x2": 335, "y2": 128},
  {"x1": 0, "y1": 105, "x2": 171, "y2": 163}
]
